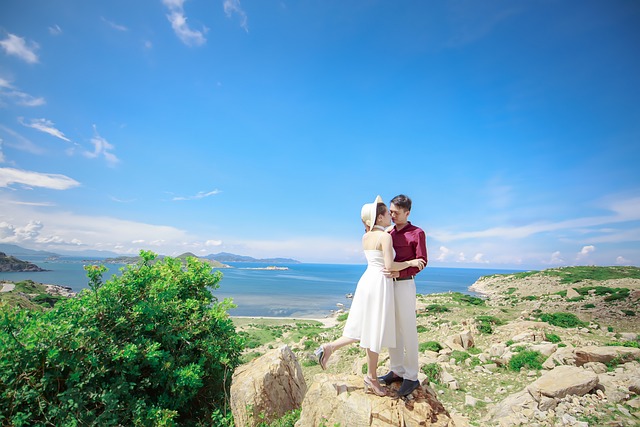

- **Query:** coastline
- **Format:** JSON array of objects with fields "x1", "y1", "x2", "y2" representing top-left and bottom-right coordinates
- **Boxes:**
[{"x1": 231, "y1": 314, "x2": 340, "y2": 329}]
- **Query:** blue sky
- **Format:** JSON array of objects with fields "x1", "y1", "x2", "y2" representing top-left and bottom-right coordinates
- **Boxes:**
[{"x1": 1, "y1": 0, "x2": 639, "y2": 269}]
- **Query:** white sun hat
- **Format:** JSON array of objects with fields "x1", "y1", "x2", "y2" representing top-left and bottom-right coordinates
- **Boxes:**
[{"x1": 360, "y1": 195, "x2": 383, "y2": 230}]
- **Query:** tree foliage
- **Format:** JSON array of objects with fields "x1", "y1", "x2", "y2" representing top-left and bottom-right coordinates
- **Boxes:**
[{"x1": 0, "y1": 251, "x2": 243, "y2": 426}]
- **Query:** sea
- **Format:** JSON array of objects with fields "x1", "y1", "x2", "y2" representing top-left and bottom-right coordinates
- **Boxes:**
[{"x1": 0, "y1": 258, "x2": 523, "y2": 318}]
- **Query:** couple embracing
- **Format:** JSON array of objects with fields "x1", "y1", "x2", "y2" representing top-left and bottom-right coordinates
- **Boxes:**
[{"x1": 315, "y1": 194, "x2": 428, "y2": 398}]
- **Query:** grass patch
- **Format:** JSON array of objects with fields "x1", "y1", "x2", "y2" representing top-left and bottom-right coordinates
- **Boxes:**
[
  {"x1": 451, "y1": 292, "x2": 485, "y2": 306},
  {"x1": 419, "y1": 304, "x2": 451, "y2": 316},
  {"x1": 336, "y1": 313, "x2": 348, "y2": 322},
  {"x1": 606, "y1": 341, "x2": 640, "y2": 348},
  {"x1": 475, "y1": 315, "x2": 504, "y2": 334},
  {"x1": 545, "y1": 333, "x2": 562, "y2": 343},
  {"x1": 545, "y1": 266, "x2": 640, "y2": 284},
  {"x1": 508, "y1": 350, "x2": 545, "y2": 371},
  {"x1": 583, "y1": 303, "x2": 596, "y2": 309},
  {"x1": 419, "y1": 341, "x2": 443, "y2": 353},
  {"x1": 538, "y1": 312, "x2": 587, "y2": 328},
  {"x1": 450, "y1": 350, "x2": 471, "y2": 364}
]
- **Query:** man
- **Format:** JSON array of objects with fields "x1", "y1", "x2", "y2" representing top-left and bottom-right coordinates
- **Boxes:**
[{"x1": 379, "y1": 194, "x2": 428, "y2": 397}]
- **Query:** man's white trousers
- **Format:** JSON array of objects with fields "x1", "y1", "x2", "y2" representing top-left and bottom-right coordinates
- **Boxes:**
[{"x1": 388, "y1": 278, "x2": 419, "y2": 381}]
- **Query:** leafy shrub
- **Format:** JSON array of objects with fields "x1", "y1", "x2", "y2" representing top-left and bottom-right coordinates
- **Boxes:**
[
  {"x1": 0, "y1": 251, "x2": 243, "y2": 426},
  {"x1": 475, "y1": 315, "x2": 504, "y2": 334},
  {"x1": 622, "y1": 310, "x2": 636, "y2": 316},
  {"x1": 419, "y1": 341, "x2": 443, "y2": 353},
  {"x1": 606, "y1": 341, "x2": 640, "y2": 348},
  {"x1": 423, "y1": 304, "x2": 450, "y2": 314},
  {"x1": 523, "y1": 295, "x2": 538, "y2": 301},
  {"x1": 583, "y1": 303, "x2": 596, "y2": 309},
  {"x1": 451, "y1": 292, "x2": 485, "y2": 306},
  {"x1": 545, "y1": 333, "x2": 562, "y2": 343},
  {"x1": 336, "y1": 313, "x2": 349, "y2": 322},
  {"x1": 508, "y1": 350, "x2": 545, "y2": 371},
  {"x1": 421, "y1": 363, "x2": 442, "y2": 384},
  {"x1": 416, "y1": 325, "x2": 428, "y2": 333},
  {"x1": 538, "y1": 312, "x2": 586, "y2": 328},
  {"x1": 260, "y1": 408, "x2": 301, "y2": 427}
]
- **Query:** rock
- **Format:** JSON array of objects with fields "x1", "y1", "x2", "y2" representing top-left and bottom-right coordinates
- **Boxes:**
[
  {"x1": 295, "y1": 374, "x2": 453, "y2": 427},
  {"x1": 528, "y1": 366, "x2": 598, "y2": 401},
  {"x1": 566, "y1": 288, "x2": 580, "y2": 299},
  {"x1": 542, "y1": 346, "x2": 576, "y2": 369},
  {"x1": 489, "y1": 343, "x2": 507, "y2": 358},
  {"x1": 530, "y1": 343, "x2": 558, "y2": 357},
  {"x1": 464, "y1": 394, "x2": 478, "y2": 407},
  {"x1": 511, "y1": 330, "x2": 546, "y2": 343},
  {"x1": 231, "y1": 345, "x2": 306, "y2": 427},
  {"x1": 486, "y1": 389, "x2": 537, "y2": 425},
  {"x1": 630, "y1": 377, "x2": 640, "y2": 395},
  {"x1": 440, "y1": 370, "x2": 459, "y2": 390},
  {"x1": 619, "y1": 332, "x2": 639, "y2": 341},
  {"x1": 451, "y1": 330, "x2": 475, "y2": 350},
  {"x1": 574, "y1": 345, "x2": 640, "y2": 366},
  {"x1": 583, "y1": 362, "x2": 608, "y2": 374}
]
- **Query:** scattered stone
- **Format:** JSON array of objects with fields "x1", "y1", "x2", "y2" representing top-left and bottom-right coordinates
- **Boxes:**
[
  {"x1": 528, "y1": 365, "x2": 599, "y2": 401},
  {"x1": 566, "y1": 288, "x2": 580, "y2": 299}
]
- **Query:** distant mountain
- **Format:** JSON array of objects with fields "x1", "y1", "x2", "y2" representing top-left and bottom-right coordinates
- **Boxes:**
[
  {"x1": 0, "y1": 244, "x2": 59, "y2": 259},
  {"x1": 205, "y1": 252, "x2": 300, "y2": 264}
]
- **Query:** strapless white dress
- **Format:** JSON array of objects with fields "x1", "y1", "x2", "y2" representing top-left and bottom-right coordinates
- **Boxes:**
[{"x1": 342, "y1": 248, "x2": 396, "y2": 353}]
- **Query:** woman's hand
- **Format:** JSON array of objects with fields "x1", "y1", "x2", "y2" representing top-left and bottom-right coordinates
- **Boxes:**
[{"x1": 408, "y1": 259, "x2": 426, "y2": 270}]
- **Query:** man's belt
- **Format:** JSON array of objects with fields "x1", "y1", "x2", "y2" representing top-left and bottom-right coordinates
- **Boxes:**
[{"x1": 394, "y1": 276, "x2": 414, "y2": 281}]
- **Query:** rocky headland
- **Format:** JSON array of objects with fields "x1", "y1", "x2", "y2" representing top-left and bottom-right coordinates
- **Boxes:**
[
  {"x1": 231, "y1": 266, "x2": 640, "y2": 426},
  {"x1": 0, "y1": 252, "x2": 46, "y2": 272}
]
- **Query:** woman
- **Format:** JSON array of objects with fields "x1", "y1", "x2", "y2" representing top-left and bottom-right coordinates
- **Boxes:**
[{"x1": 315, "y1": 195, "x2": 426, "y2": 396}]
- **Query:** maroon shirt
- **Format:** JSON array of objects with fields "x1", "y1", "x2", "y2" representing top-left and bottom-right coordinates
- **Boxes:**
[{"x1": 390, "y1": 222, "x2": 428, "y2": 278}]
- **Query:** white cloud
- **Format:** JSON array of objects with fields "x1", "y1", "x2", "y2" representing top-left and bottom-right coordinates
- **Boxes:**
[
  {"x1": 616, "y1": 256, "x2": 631, "y2": 265},
  {"x1": 205, "y1": 239, "x2": 222, "y2": 246},
  {"x1": 49, "y1": 24, "x2": 63, "y2": 36},
  {"x1": 579, "y1": 245, "x2": 595, "y2": 255},
  {"x1": 162, "y1": 0, "x2": 207, "y2": 46},
  {"x1": 20, "y1": 118, "x2": 71, "y2": 142},
  {"x1": 84, "y1": 125, "x2": 119, "y2": 166},
  {"x1": 548, "y1": 251, "x2": 564, "y2": 265},
  {"x1": 224, "y1": 0, "x2": 249, "y2": 32},
  {"x1": 0, "y1": 167, "x2": 80, "y2": 190},
  {"x1": 0, "y1": 139, "x2": 4, "y2": 163},
  {"x1": 458, "y1": 252, "x2": 466, "y2": 262},
  {"x1": 0, "y1": 78, "x2": 45, "y2": 107},
  {"x1": 435, "y1": 245, "x2": 452, "y2": 261},
  {"x1": 0, "y1": 33, "x2": 39, "y2": 64},
  {"x1": 173, "y1": 189, "x2": 221, "y2": 201},
  {"x1": 473, "y1": 253, "x2": 488, "y2": 263},
  {"x1": 576, "y1": 245, "x2": 595, "y2": 261},
  {"x1": 101, "y1": 17, "x2": 129, "y2": 32}
]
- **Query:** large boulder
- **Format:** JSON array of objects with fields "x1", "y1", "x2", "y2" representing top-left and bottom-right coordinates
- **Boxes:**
[
  {"x1": 295, "y1": 374, "x2": 453, "y2": 427},
  {"x1": 231, "y1": 345, "x2": 306, "y2": 427},
  {"x1": 527, "y1": 365, "x2": 599, "y2": 401},
  {"x1": 574, "y1": 345, "x2": 640, "y2": 366}
]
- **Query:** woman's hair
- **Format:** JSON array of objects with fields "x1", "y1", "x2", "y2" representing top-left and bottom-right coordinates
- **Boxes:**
[{"x1": 374, "y1": 203, "x2": 387, "y2": 226}]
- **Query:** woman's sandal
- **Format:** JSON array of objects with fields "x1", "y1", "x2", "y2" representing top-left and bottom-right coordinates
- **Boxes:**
[
  {"x1": 364, "y1": 375, "x2": 387, "y2": 397},
  {"x1": 314, "y1": 344, "x2": 333, "y2": 370}
]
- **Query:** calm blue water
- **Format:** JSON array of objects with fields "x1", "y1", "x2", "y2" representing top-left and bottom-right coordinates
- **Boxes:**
[{"x1": 0, "y1": 259, "x2": 521, "y2": 318}]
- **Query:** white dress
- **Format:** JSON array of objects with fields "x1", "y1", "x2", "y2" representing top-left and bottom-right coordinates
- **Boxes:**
[{"x1": 342, "y1": 240, "x2": 396, "y2": 353}]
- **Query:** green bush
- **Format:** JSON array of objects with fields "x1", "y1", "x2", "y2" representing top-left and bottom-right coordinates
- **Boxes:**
[
  {"x1": 538, "y1": 312, "x2": 586, "y2": 328},
  {"x1": 0, "y1": 251, "x2": 243, "y2": 426},
  {"x1": 508, "y1": 350, "x2": 545, "y2": 371},
  {"x1": 545, "y1": 333, "x2": 562, "y2": 343},
  {"x1": 419, "y1": 341, "x2": 443, "y2": 353},
  {"x1": 583, "y1": 303, "x2": 596, "y2": 309},
  {"x1": 336, "y1": 313, "x2": 349, "y2": 322},
  {"x1": 421, "y1": 363, "x2": 442, "y2": 384},
  {"x1": 451, "y1": 292, "x2": 485, "y2": 306},
  {"x1": 475, "y1": 315, "x2": 504, "y2": 334}
]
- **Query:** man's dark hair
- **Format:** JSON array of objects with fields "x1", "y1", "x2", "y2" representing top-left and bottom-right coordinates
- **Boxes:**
[{"x1": 390, "y1": 194, "x2": 412, "y2": 211}]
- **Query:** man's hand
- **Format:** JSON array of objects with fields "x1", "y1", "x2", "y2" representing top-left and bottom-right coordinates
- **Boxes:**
[{"x1": 382, "y1": 268, "x2": 400, "y2": 278}]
